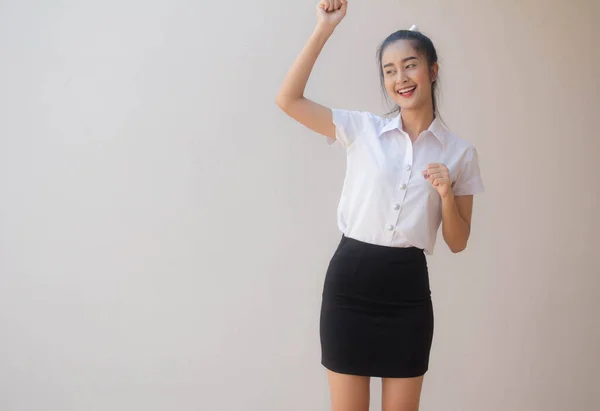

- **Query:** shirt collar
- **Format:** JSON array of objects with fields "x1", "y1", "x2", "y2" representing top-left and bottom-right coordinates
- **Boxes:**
[{"x1": 379, "y1": 114, "x2": 447, "y2": 148}]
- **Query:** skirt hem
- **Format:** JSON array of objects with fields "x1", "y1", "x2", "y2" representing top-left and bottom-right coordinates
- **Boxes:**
[{"x1": 321, "y1": 360, "x2": 428, "y2": 379}]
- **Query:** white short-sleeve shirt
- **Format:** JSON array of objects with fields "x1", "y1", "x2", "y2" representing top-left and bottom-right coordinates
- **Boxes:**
[{"x1": 327, "y1": 109, "x2": 484, "y2": 255}]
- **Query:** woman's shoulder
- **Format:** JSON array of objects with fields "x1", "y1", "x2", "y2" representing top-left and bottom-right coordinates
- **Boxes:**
[
  {"x1": 439, "y1": 126, "x2": 479, "y2": 153},
  {"x1": 332, "y1": 109, "x2": 390, "y2": 134},
  {"x1": 332, "y1": 108, "x2": 385, "y2": 122}
]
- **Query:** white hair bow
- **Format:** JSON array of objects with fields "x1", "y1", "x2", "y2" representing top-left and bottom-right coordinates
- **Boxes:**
[{"x1": 409, "y1": 24, "x2": 419, "y2": 31}]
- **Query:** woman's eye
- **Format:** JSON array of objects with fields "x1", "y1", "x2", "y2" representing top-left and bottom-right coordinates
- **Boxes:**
[
  {"x1": 386, "y1": 70, "x2": 395, "y2": 75},
  {"x1": 406, "y1": 64, "x2": 416, "y2": 69}
]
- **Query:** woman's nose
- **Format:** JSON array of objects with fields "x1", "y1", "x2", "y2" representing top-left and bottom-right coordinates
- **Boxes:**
[{"x1": 396, "y1": 70, "x2": 407, "y2": 83}]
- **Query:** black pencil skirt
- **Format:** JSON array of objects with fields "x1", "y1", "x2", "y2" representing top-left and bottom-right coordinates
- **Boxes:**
[{"x1": 320, "y1": 235, "x2": 434, "y2": 378}]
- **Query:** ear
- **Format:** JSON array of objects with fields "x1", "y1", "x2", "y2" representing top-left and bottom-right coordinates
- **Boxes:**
[{"x1": 430, "y1": 62, "x2": 439, "y2": 82}]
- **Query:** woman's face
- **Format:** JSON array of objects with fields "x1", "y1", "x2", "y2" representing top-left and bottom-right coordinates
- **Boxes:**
[{"x1": 381, "y1": 40, "x2": 438, "y2": 112}]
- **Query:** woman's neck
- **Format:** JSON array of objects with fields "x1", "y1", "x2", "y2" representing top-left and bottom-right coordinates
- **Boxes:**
[{"x1": 400, "y1": 108, "x2": 435, "y2": 142}]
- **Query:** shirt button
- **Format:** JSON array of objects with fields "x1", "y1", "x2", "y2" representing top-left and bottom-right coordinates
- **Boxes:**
[
  {"x1": 386, "y1": 225, "x2": 394, "y2": 231},
  {"x1": 393, "y1": 204, "x2": 400, "y2": 210},
  {"x1": 405, "y1": 164, "x2": 411, "y2": 171},
  {"x1": 400, "y1": 183, "x2": 407, "y2": 190}
]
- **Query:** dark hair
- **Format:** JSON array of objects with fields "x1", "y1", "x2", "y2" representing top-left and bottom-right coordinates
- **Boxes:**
[{"x1": 376, "y1": 30, "x2": 440, "y2": 117}]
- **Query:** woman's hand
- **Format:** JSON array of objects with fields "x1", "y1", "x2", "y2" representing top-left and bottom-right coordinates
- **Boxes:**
[
  {"x1": 423, "y1": 163, "x2": 453, "y2": 199},
  {"x1": 316, "y1": 0, "x2": 347, "y2": 30}
]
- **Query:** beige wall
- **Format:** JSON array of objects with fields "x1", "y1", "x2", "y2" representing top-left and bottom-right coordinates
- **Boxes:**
[{"x1": 1, "y1": 0, "x2": 599, "y2": 410}]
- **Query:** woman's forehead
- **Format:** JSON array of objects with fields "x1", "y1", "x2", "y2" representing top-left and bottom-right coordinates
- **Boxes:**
[{"x1": 382, "y1": 40, "x2": 418, "y2": 61}]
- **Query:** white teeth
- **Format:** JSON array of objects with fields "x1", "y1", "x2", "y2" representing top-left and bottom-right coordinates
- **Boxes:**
[{"x1": 398, "y1": 86, "x2": 416, "y2": 94}]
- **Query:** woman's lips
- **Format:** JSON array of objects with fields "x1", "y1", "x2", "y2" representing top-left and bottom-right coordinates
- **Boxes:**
[{"x1": 397, "y1": 85, "x2": 416, "y2": 98}]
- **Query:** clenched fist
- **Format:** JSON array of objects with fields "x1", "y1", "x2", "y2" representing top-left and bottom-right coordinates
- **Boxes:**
[
  {"x1": 316, "y1": 0, "x2": 348, "y2": 29},
  {"x1": 423, "y1": 163, "x2": 454, "y2": 199}
]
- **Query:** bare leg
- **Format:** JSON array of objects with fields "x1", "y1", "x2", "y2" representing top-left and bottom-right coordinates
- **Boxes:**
[
  {"x1": 327, "y1": 370, "x2": 371, "y2": 411},
  {"x1": 381, "y1": 375, "x2": 425, "y2": 411}
]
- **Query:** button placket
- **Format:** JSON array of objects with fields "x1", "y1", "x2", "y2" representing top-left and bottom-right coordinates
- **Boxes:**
[
  {"x1": 395, "y1": 139, "x2": 414, "y2": 204},
  {"x1": 385, "y1": 136, "x2": 414, "y2": 234}
]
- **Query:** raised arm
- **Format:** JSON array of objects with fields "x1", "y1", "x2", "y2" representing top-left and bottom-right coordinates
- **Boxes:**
[{"x1": 275, "y1": 0, "x2": 348, "y2": 140}]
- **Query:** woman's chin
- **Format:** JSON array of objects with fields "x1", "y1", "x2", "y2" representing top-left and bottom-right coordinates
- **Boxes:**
[
  {"x1": 397, "y1": 97, "x2": 427, "y2": 111},
  {"x1": 397, "y1": 101, "x2": 419, "y2": 111}
]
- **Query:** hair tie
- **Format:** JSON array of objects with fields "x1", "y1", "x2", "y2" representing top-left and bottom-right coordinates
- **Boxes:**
[{"x1": 409, "y1": 24, "x2": 419, "y2": 31}]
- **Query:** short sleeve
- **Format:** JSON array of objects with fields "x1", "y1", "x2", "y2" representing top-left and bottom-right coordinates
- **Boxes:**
[
  {"x1": 453, "y1": 147, "x2": 485, "y2": 196},
  {"x1": 326, "y1": 109, "x2": 370, "y2": 148}
]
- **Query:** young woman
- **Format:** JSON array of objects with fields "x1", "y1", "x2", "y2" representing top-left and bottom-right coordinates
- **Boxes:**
[{"x1": 276, "y1": 1, "x2": 484, "y2": 410}]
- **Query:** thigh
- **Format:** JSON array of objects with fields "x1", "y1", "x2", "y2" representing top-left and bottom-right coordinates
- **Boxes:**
[
  {"x1": 327, "y1": 370, "x2": 370, "y2": 411},
  {"x1": 381, "y1": 375, "x2": 425, "y2": 411}
]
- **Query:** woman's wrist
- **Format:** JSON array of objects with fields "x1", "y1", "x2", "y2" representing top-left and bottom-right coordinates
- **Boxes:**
[
  {"x1": 441, "y1": 189, "x2": 455, "y2": 204},
  {"x1": 314, "y1": 23, "x2": 336, "y2": 37}
]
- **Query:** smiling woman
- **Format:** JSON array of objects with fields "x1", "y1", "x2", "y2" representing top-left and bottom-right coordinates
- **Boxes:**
[
  {"x1": 275, "y1": 1, "x2": 484, "y2": 410},
  {"x1": 377, "y1": 29, "x2": 440, "y2": 121}
]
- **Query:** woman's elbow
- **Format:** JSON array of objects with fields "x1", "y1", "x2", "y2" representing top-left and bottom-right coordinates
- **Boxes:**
[
  {"x1": 448, "y1": 241, "x2": 468, "y2": 253},
  {"x1": 445, "y1": 236, "x2": 468, "y2": 253},
  {"x1": 275, "y1": 94, "x2": 286, "y2": 110},
  {"x1": 451, "y1": 245, "x2": 466, "y2": 253}
]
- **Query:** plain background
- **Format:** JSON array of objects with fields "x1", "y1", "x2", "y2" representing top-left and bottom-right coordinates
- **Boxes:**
[{"x1": 1, "y1": 0, "x2": 599, "y2": 410}]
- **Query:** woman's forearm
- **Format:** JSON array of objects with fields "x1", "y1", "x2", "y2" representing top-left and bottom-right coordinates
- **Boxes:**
[
  {"x1": 441, "y1": 193, "x2": 471, "y2": 253},
  {"x1": 276, "y1": 25, "x2": 334, "y2": 106}
]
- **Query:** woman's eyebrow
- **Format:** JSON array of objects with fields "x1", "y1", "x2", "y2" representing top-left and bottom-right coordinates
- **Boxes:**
[{"x1": 383, "y1": 56, "x2": 418, "y2": 68}]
